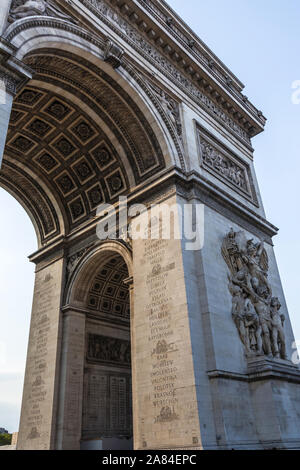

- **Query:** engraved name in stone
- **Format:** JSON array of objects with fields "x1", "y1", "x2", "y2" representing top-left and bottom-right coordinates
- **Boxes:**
[{"x1": 143, "y1": 238, "x2": 179, "y2": 421}]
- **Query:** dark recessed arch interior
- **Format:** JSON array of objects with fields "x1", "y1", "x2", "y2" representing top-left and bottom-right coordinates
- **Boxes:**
[{"x1": 80, "y1": 253, "x2": 133, "y2": 450}]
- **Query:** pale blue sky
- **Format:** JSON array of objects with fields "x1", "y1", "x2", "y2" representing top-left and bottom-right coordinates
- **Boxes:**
[{"x1": 0, "y1": 0, "x2": 299, "y2": 433}]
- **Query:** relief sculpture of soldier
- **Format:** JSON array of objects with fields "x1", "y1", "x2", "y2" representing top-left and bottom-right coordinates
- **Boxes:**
[
  {"x1": 222, "y1": 229, "x2": 287, "y2": 360},
  {"x1": 200, "y1": 141, "x2": 247, "y2": 191}
]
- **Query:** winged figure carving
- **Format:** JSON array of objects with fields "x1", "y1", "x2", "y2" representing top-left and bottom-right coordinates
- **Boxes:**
[
  {"x1": 222, "y1": 229, "x2": 287, "y2": 360},
  {"x1": 8, "y1": 0, "x2": 76, "y2": 23}
]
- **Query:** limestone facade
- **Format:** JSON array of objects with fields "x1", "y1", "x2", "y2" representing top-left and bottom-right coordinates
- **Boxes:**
[{"x1": 0, "y1": 0, "x2": 299, "y2": 450}]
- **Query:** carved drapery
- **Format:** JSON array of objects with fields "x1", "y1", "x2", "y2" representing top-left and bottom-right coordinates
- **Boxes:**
[
  {"x1": 8, "y1": 0, "x2": 76, "y2": 23},
  {"x1": 222, "y1": 229, "x2": 287, "y2": 360},
  {"x1": 87, "y1": 333, "x2": 131, "y2": 366},
  {"x1": 197, "y1": 126, "x2": 258, "y2": 205}
]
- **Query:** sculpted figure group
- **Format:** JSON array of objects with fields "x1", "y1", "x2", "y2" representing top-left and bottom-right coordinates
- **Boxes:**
[
  {"x1": 222, "y1": 229, "x2": 287, "y2": 359},
  {"x1": 201, "y1": 141, "x2": 247, "y2": 191}
]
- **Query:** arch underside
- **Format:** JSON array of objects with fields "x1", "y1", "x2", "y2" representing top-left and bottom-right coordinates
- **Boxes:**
[
  {"x1": 1, "y1": 47, "x2": 169, "y2": 245},
  {"x1": 77, "y1": 251, "x2": 132, "y2": 443}
]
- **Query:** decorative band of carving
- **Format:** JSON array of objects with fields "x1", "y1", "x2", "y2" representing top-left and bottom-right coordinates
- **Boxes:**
[
  {"x1": 0, "y1": 71, "x2": 17, "y2": 95},
  {"x1": 122, "y1": 61, "x2": 186, "y2": 170},
  {"x1": 78, "y1": 0, "x2": 252, "y2": 146},
  {"x1": 5, "y1": 16, "x2": 185, "y2": 170},
  {"x1": 87, "y1": 333, "x2": 131, "y2": 366},
  {"x1": 197, "y1": 124, "x2": 258, "y2": 205}
]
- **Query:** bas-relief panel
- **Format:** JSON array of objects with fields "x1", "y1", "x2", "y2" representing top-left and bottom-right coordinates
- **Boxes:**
[
  {"x1": 222, "y1": 229, "x2": 287, "y2": 360},
  {"x1": 196, "y1": 124, "x2": 258, "y2": 205}
]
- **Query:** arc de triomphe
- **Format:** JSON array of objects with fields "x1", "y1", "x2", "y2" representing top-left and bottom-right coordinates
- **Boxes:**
[{"x1": 0, "y1": 0, "x2": 300, "y2": 450}]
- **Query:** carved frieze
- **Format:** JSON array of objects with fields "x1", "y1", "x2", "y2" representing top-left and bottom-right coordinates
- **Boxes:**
[
  {"x1": 145, "y1": 79, "x2": 182, "y2": 138},
  {"x1": 5, "y1": 0, "x2": 263, "y2": 146},
  {"x1": 66, "y1": 247, "x2": 89, "y2": 280},
  {"x1": 87, "y1": 333, "x2": 131, "y2": 366},
  {"x1": 80, "y1": 0, "x2": 252, "y2": 146},
  {"x1": 222, "y1": 229, "x2": 287, "y2": 360},
  {"x1": 197, "y1": 126, "x2": 257, "y2": 204}
]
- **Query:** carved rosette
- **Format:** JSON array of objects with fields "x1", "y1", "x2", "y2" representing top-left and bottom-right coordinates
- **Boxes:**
[{"x1": 222, "y1": 229, "x2": 287, "y2": 360}]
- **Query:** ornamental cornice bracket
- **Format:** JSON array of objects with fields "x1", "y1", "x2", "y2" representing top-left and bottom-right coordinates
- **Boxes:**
[
  {"x1": 0, "y1": 41, "x2": 32, "y2": 95},
  {"x1": 104, "y1": 37, "x2": 124, "y2": 69}
]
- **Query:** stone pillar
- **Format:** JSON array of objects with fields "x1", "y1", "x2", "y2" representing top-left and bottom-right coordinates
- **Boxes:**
[
  {"x1": 0, "y1": 0, "x2": 12, "y2": 35},
  {"x1": 55, "y1": 310, "x2": 86, "y2": 450},
  {"x1": 124, "y1": 276, "x2": 138, "y2": 447},
  {"x1": 17, "y1": 254, "x2": 65, "y2": 450},
  {"x1": 132, "y1": 192, "x2": 202, "y2": 450}
]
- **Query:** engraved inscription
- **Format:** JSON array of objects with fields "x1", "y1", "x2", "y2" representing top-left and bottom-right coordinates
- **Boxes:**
[
  {"x1": 82, "y1": 371, "x2": 132, "y2": 438},
  {"x1": 143, "y1": 239, "x2": 179, "y2": 421}
]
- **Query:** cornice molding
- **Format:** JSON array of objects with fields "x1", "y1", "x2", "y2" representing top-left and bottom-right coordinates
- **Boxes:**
[
  {"x1": 4, "y1": 1, "x2": 265, "y2": 146},
  {"x1": 0, "y1": 37, "x2": 32, "y2": 95},
  {"x1": 27, "y1": 163, "x2": 278, "y2": 264},
  {"x1": 133, "y1": 0, "x2": 265, "y2": 123},
  {"x1": 68, "y1": 0, "x2": 253, "y2": 148},
  {"x1": 75, "y1": 0, "x2": 265, "y2": 138}
]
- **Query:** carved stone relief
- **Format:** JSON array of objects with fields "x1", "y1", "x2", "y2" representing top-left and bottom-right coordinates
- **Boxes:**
[
  {"x1": 197, "y1": 126, "x2": 257, "y2": 204},
  {"x1": 80, "y1": 0, "x2": 252, "y2": 146},
  {"x1": 222, "y1": 229, "x2": 287, "y2": 360},
  {"x1": 145, "y1": 79, "x2": 182, "y2": 138},
  {"x1": 8, "y1": 0, "x2": 76, "y2": 23},
  {"x1": 87, "y1": 333, "x2": 131, "y2": 366},
  {"x1": 104, "y1": 38, "x2": 124, "y2": 69},
  {"x1": 66, "y1": 247, "x2": 90, "y2": 281}
]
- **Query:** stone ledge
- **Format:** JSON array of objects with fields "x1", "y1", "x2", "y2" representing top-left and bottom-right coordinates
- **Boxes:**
[
  {"x1": 0, "y1": 445, "x2": 16, "y2": 450},
  {"x1": 207, "y1": 357, "x2": 300, "y2": 384}
]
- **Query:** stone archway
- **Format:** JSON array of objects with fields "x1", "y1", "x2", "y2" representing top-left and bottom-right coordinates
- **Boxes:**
[
  {"x1": 1, "y1": 7, "x2": 203, "y2": 452},
  {"x1": 56, "y1": 242, "x2": 134, "y2": 450},
  {"x1": 82, "y1": 255, "x2": 132, "y2": 450},
  {"x1": 4, "y1": 29, "x2": 174, "y2": 448},
  {"x1": 1, "y1": 45, "x2": 172, "y2": 246},
  {"x1": 1, "y1": 15, "x2": 184, "y2": 249},
  {"x1": 3, "y1": 0, "x2": 297, "y2": 453},
  {"x1": 0, "y1": 30, "x2": 176, "y2": 449}
]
